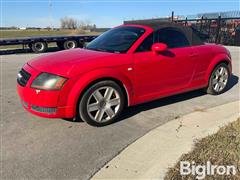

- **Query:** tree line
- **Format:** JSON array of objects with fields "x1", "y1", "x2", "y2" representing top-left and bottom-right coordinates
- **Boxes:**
[{"x1": 60, "y1": 17, "x2": 96, "y2": 30}]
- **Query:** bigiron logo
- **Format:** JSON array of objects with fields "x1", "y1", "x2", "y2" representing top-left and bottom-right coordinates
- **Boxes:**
[{"x1": 180, "y1": 161, "x2": 236, "y2": 179}]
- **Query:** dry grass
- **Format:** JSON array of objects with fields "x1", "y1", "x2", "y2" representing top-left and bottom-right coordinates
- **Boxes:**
[{"x1": 165, "y1": 118, "x2": 240, "y2": 180}]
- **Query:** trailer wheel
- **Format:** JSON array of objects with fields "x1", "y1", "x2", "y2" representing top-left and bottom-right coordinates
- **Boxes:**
[
  {"x1": 63, "y1": 40, "x2": 78, "y2": 50},
  {"x1": 31, "y1": 42, "x2": 48, "y2": 53},
  {"x1": 79, "y1": 39, "x2": 85, "y2": 48}
]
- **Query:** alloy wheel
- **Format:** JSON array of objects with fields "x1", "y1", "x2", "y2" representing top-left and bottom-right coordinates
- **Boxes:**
[
  {"x1": 86, "y1": 86, "x2": 121, "y2": 122},
  {"x1": 212, "y1": 66, "x2": 229, "y2": 92}
]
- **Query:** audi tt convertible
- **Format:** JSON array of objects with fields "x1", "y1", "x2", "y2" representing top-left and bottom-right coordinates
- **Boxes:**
[{"x1": 17, "y1": 22, "x2": 232, "y2": 126}]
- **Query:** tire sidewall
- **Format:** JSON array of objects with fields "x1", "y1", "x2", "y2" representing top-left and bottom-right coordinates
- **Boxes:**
[
  {"x1": 208, "y1": 63, "x2": 230, "y2": 95},
  {"x1": 79, "y1": 80, "x2": 125, "y2": 126},
  {"x1": 31, "y1": 42, "x2": 47, "y2": 53},
  {"x1": 63, "y1": 40, "x2": 78, "y2": 50}
]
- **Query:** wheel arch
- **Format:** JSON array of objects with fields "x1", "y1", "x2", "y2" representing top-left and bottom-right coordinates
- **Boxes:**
[
  {"x1": 205, "y1": 53, "x2": 232, "y2": 83},
  {"x1": 65, "y1": 68, "x2": 134, "y2": 117},
  {"x1": 77, "y1": 77, "x2": 130, "y2": 108}
]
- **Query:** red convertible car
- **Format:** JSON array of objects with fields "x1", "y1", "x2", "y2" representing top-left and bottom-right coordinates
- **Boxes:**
[{"x1": 17, "y1": 22, "x2": 232, "y2": 126}]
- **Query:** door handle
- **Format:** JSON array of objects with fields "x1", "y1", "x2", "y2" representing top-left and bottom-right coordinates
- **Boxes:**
[{"x1": 189, "y1": 53, "x2": 198, "y2": 57}]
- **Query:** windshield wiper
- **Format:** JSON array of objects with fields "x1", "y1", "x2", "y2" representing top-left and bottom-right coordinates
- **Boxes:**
[
  {"x1": 95, "y1": 48, "x2": 109, "y2": 52},
  {"x1": 97, "y1": 48, "x2": 121, "y2": 54},
  {"x1": 86, "y1": 47, "x2": 120, "y2": 54}
]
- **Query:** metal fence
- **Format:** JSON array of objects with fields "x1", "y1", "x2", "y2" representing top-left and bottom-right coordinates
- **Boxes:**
[
  {"x1": 173, "y1": 11, "x2": 240, "y2": 46},
  {"x1": 125, "y1": 11, "x2": 240, "y2": 46}
]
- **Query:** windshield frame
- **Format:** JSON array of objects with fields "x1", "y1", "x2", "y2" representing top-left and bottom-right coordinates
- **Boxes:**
[{"x1": 85, "y1": 25, "x2": 146, "y2": 54}]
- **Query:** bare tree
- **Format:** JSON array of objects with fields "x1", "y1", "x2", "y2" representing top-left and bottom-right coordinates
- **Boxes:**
[
  {"x1": 60, "y1": 17, "x2": 78, "y2": 29},
  {"x1": 60, "y1": 17, "x2": 95, "y2": 30},
  {"x1": 79, "y1": 20, "x2": 94, "y2": 30}
]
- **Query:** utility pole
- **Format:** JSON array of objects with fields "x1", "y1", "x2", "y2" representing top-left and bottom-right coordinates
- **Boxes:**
[{"x1": 48, "y1": 0, "x2": 53, "y2": 30}]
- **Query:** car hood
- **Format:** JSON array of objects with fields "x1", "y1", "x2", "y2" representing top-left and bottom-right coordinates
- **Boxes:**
[{"x1": 28, "y1": 48, "x2": 124, "y2": 78}]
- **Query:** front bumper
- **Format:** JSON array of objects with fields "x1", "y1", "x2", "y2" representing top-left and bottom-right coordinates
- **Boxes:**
[{"x1": 16, "y1": 64, "x2": 74, "y2": 118}]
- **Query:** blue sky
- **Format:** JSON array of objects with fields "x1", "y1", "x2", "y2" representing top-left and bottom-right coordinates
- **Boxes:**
[{"x1": 1, "y1": 0, "x2": 240, "y2": 28}]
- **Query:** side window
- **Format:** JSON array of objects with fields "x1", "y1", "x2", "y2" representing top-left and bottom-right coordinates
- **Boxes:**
[
  {"x1": 157, "y1": 29, "x2": 190, "y2": 48},
  {"x1": 135, "y1": 33, "x2": 154, "y2": 52}
]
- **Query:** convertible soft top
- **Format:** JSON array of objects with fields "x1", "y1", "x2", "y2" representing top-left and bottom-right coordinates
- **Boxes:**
[{"x1": 124, "y1": 21, "x2": 205, "y2": 46}]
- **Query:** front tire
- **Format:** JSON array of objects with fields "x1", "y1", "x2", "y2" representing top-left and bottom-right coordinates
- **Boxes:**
[
  {"x1": 79, "y1": 80, "x2": 125, "y2": 126},
  {"x1": 205, "y1": 63, "x2": 230, "y2": 95}
]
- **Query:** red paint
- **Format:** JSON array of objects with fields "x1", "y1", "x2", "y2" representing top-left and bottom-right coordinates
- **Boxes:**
[{"x1": 16, "y1": 24, "x2": 232, "y2": 119}]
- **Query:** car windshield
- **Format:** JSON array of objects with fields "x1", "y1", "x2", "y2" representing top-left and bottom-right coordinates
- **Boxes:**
[{"x1": 86, "y1": 26, "x2": 145, "y2": 53}]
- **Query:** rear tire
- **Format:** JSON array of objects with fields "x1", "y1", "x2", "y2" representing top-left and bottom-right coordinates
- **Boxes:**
[
  {"x1": 79, "y1": 80, "x2": 125, "y2": 127},
  {"x1": 205, "y1": 63, "x2": 230, "y2": 95},
  {"x1": 31, "y1": 42, "x2": 48, "y2": 53},
  {"x1": 63, "y1": 40, "x2": 78, "y2": 50}
]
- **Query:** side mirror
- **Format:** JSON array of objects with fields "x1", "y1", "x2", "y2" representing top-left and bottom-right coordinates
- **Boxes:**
[{"x1": 151, "y1": 43, "x2": 168, "y2": 53}]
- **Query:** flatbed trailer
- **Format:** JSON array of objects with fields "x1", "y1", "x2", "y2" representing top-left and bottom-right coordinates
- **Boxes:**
[{"x1": 0, "y1": 35, "x2": 98, "y2": 53}]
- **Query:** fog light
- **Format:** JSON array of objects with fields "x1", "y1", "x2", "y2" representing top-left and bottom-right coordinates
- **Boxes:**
[{"x1": 31, "y1": 105, "x2": 57, "y2": 114}]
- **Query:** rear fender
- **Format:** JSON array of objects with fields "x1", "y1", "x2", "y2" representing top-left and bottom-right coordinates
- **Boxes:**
[{"x1": 205, "y1": 53, "x2": 231, "y2": 82}]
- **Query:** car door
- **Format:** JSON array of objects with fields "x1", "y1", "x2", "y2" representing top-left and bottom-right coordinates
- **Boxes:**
[{"x1": 133, "y1": 28, "x2": 198, "y2": 99}]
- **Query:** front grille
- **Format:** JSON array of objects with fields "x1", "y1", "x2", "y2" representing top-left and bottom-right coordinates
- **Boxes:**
[
  {"x1": 31, "y1": 105, "x2": 57, "y2": 114},
  {"x1": 17, "y1": 68, "x2": 31, "y2": 87}
]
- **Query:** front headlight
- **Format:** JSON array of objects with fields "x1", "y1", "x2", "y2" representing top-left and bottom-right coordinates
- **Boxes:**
[{"x1": 31, "y1": 73, "x2": 67, "y2": 90}]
